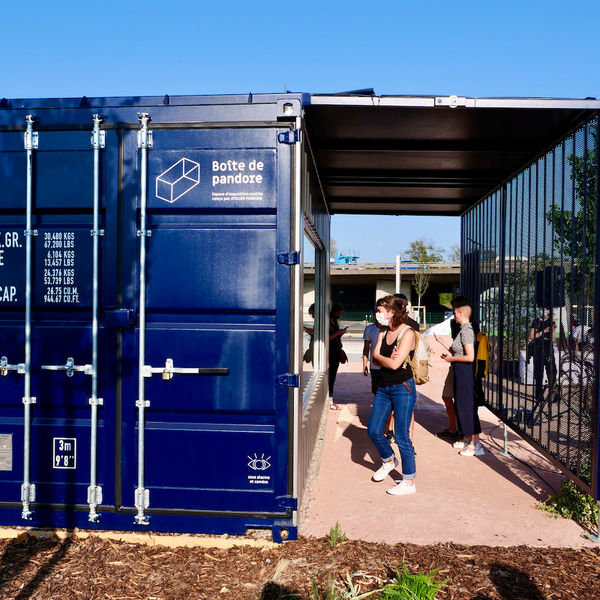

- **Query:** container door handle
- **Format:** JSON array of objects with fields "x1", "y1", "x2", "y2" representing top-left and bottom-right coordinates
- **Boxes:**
[{"x1": 143, "y1": 358, "x2": 229, "y2": 380}]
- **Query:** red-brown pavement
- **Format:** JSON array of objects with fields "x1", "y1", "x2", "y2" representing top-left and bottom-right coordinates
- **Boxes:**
[{"x1": 300, "y1": 335, "x2": 596, "y2": 547}]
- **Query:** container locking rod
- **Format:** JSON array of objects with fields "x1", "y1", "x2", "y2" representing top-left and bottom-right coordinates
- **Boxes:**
[
  {"x1": 88, "y1": 113, "x2": 105, "y2": 522},
  {"x1": 135, "y1": 112, "x2": 151, "y2": 526},
  {"x1": 21, "y1": 115, "x2": 38, "y2": 520}
]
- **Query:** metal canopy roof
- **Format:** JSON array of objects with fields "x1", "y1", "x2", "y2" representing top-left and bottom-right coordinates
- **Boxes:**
[{"x1": 304, "y1": 95, "x2": 600, "y2": 216}]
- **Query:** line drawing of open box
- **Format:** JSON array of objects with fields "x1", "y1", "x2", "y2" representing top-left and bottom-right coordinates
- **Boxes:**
[{"x1": 156, "y1": 158, "x2": 200, "y2": 203}]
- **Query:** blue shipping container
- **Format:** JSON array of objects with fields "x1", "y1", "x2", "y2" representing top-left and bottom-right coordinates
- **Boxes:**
[{"x1": 0, "y1": 95, "x2": 316, "y2": 541}]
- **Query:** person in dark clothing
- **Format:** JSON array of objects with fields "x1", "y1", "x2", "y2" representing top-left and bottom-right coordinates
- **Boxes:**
[
  {"x1": 443, "y1": 304, "x2": 484, "y2": 456},
  {"x1": 385, "y1": 294, "x2": 419, "y2": 446},
  {"x1": 529, "y1": 307, "x2": 556, "y2": 403},
  {"x1": 367, "y1": 295, "x2": 417, "y2": 495},
  {"x1": 328, "y1": 303, "x2": 347, "y2": 409},
  {"x1": 437, "y1": 295, "x2": 472, "y2": 439}
]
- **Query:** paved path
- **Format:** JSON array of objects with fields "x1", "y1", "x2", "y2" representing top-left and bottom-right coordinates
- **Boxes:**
[{"x1": 300, "y1": 335, "x2": 596, "y2": 547}]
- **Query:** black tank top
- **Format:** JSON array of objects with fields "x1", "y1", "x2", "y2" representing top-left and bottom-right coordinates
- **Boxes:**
[{"x1": 378, "y1": 329, "x2": 414, "y2": 387}]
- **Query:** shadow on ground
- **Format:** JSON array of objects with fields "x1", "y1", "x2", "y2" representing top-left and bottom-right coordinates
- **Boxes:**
[
  {"x1": 472, "y1": 562, "x2": 546, "y2": 600},
  {"x1": 0, "y1": 535, "x2": 73, "y2": 600}
]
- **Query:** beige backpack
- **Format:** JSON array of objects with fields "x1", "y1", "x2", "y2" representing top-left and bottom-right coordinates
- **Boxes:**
[{"x1": 397, "y1": 325, "x2": 431, "y2": 385}]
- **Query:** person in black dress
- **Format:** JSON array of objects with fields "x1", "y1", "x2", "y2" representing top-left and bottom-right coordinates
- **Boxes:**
[{"x1": 529, "y1": 307, "x2": 556, "y2": 403}]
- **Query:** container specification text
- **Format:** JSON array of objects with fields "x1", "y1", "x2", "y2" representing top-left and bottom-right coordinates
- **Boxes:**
[
  {"x1": 42, "y1": 232, "x2": 80, "y2": 304},
  {"x1": 0, "y1": 231, "x2": 21, "y2": 302}
]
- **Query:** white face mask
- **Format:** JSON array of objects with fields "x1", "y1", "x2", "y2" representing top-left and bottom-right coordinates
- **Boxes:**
[{"x1": 376, "y1": 313, "x2": 389, "y2": 327}]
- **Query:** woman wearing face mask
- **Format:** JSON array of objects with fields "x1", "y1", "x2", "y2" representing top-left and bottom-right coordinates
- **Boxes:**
[
  {"x1": 529, "y1": 307, "x2": 556, "y2": 403},
  {"x1": 367, "y1": 295, "x2": 417, "y2": 495}
]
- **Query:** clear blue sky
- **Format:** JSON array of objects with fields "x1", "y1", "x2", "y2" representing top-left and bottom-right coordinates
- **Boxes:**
[{"x1": 2, "y1": 0, "x2": 597, "y2": 262}]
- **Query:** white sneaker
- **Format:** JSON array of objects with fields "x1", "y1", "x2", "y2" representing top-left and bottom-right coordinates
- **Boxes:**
[
  {"x1": 372, "y1": 457, "x2": 399, "y2": 482},
  {"x1": 387, "y1": 480, "x2": 416, "y2": 496},
  {"x1": 453, "y1": 439, "x2": 469, "y2": 449},
  {"x1": 459, "y1": 442, "x2": 485, "y2": 456}
]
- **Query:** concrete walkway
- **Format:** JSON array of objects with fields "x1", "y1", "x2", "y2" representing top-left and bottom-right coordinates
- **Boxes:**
[{"x1": 300, "y1": 335, "x2": 596, "y2": 547}]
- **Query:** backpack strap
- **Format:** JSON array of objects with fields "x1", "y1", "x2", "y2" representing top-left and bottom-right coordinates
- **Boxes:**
[
  {"x1": 396, "y1": 325, "x2": 416, "y2": 369},
  {"x1": 395, "y1": 324, "x2": 412, "y2": 346}
]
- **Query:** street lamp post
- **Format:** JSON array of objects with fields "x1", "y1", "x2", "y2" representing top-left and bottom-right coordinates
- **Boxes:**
[{"x1": 395, "y1": 254, "x2": 401, "y2": 294}]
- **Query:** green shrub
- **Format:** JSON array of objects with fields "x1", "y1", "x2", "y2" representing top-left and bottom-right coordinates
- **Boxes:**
[
  {"x1": 539, "y1": 480, "x2": 599, "y2": 527},
  {"x1": 327, "y1": 522, "x2": 347, "y2": 547},
  {"x1": 381, "y1": 563, "x2": 448, "y2": 600}
]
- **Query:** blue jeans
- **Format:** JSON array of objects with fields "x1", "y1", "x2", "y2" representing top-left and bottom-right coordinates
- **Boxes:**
[{"x1": 367, "y1": 380, "x2": 416, "y2": 479}]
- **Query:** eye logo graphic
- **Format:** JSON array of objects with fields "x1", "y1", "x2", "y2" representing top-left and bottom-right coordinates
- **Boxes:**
[{"x1": 247, "y1": 453, "x2": 271, "y2": 471}]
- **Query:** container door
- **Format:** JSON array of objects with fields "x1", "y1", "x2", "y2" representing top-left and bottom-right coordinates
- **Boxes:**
[
  {"x1": 120, "y1": 125, "x2": 293, "y2": 517},
  {"x1": 0, "y1": 128, "x2": 117, "y2": 512}
]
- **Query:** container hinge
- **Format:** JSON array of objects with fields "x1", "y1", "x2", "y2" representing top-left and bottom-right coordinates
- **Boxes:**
[
  {"x1": 21, "y1": 482, "x2": 36, "y2": 503},
  {"x1": 89, "y1": 396, "x2": 104, "y2": 406},
  {"x1": 276, "y1": 495, "x2": 298, "y2": 510},
  {"x1": 134, "y1": 488, "x2": 150, "y2": 525},
  {"x1": 24, "y1": 229, "x2": 38, "y2": 237},
  {"x1": 90, "y1": 229, "x2": 105, "y2": 237},
  {"x1": 137, "y1": 112, "x2": 153, "y2": 149},
  {"x1": 22, "y1": 396, "x2": 37, "y2": 405},
  {"x1": 136, "y1": 399, "x2": 150, "y2": 407},
  {"x1": 277, "y1": 251, "x2": 300, "y2": 266},
  {"x1": 87, "y1": 485, "x2": 103, "y2": 506},
  {"x1": 277, "y1": 129, "x2": 301, "y2": 144},
  {"x1": 90, "y1": 116, "x2": 106, "y2": 149},
  {"x1": 24, "y1": 130, "x2": 38, "y2": 151},
  {"x1": 277, "y1": 373, "x2": 299, "y2": 388},
  {"x1": 137, "y1": 229, "x2": 152, "y2": 237}
]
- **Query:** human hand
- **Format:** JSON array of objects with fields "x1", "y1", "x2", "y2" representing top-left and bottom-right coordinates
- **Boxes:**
[{"x1": 363, "y1": 365, "x2": 369, "y2": 376}]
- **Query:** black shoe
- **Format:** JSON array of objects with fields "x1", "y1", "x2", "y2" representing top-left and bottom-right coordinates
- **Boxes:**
[
  {"x1": 412, "y1": 442, "x2": 417, "y2": 457},
  {"x1": 436, "y1": 428, "x2": 461, "y2": 439},
  {"x1": 385, "y1": 430, "x2": 395, "y2": 443}
]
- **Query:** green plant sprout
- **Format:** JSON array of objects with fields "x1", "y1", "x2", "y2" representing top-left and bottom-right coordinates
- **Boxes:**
[
  {"x1": 381, "y1": 563, "x2": 449, "y2": 600},
  {"x1": 327, "y1": 522, "x2": 347, "y2": 547}
]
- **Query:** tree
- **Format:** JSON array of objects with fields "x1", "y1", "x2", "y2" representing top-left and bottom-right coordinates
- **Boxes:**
[
  {"x1": 546, "y1": 123, "x2": 597, "y2": 306},
  {"x1": 405, "y1": 239, "x2": 443, "y2": 309},
  {"x1": 329, "y1": 237, "x2": 338, "y2": 260},
  {"x1": 447, "y1": 244, "x2": 461, "y2": 262}
]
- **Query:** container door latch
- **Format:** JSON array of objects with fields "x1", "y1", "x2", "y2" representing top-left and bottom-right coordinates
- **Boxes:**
[{"x1": 143, "y1": 358, "x2": 229, "y2": 380}]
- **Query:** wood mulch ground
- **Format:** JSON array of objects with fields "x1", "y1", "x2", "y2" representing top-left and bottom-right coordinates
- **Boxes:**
[{"x1": 0, "y1": 534, "x2": 598, "y2": 599}]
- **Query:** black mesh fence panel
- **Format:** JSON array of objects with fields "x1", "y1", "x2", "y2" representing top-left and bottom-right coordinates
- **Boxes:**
[{"x1": 462, "y1": 116, "x2": 599, "y2": 496}]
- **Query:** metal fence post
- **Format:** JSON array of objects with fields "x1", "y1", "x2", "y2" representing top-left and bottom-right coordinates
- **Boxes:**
[{"x1": 496, "y1": 184, "x2": 508, "y2": 448}]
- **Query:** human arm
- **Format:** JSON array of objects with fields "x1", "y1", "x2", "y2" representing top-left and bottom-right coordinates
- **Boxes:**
[
  {"x1": 444, "y1": 342, "x2": 474, "y2": 363},
  {"x1": 329, "y1": 327, "x2": 347, "y2": 341},
  {"x1": 362, "y1": 340, "x2": 371, "y2": 375},
  {"x1": 374, "y1": 328, "x2": 415, "y2": 370}
]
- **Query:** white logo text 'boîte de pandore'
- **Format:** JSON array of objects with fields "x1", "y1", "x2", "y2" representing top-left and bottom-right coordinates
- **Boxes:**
[{"x1": 156, "y1": 158, "x2": 200, "y2": 203}]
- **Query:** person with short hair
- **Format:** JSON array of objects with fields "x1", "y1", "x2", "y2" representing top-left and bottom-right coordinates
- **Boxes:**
[
  {"x1": 443, "y1": 304, "x2": 484, "y2": 456},
  {"x1": 436, "y1": 295, "x2": 471, "y2": 440}
]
